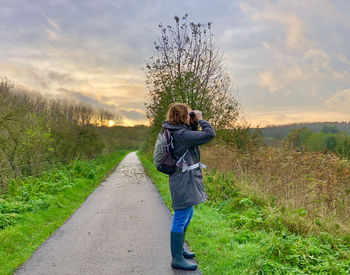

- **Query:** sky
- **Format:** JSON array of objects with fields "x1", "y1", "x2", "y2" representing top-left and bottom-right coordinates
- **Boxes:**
[{"x1": 1, "y1": 0, "x2": 350, "y2": 127}]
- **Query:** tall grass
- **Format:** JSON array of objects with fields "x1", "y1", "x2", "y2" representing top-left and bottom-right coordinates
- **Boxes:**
[{"x1": 201, "y1": 142, "x2": 350, "y2": 238}]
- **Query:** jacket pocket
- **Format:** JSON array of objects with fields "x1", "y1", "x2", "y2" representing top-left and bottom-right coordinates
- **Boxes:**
[
  {"x1": 193, "y1": 168, "x2": 205, "y2": 193},
  {"x1": 193, "y1": 167, "x2": 203, "y2": 179}
]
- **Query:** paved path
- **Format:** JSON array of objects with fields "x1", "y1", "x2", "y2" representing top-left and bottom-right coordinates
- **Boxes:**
[{"x1": 15, "y1": 152, "x2": 201, "y2": 275}]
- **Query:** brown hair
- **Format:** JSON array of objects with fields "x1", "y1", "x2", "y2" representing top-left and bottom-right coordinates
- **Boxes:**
[{"x1": 166, "y1": 102, "x2": 190, "y2": 125}]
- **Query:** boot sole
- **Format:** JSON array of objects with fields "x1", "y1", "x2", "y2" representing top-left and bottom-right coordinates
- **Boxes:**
[
  {"x1": 183, "y1": 254, "x2": 195, "y2": 259},
  {"x1": 171, "y1": 264, "x2": 197, "y2": 270}
]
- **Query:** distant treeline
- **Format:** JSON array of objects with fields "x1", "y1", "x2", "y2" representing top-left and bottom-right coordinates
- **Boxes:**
[
  {"x1": 257, "y1": 122, "x2": 350, "y2": 159},
  {"x1": 0, "y1": 79, "x2": 147, "y2": 192},
  {"x1": 260, "y1": 122, "x2": 350, "y2": 143},
  {"x1": 284, "y1": 125, "x2": 350, "y2": 158}
]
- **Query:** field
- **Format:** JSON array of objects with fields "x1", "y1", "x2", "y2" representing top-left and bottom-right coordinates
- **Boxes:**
[{"x1": 138, "y1": 138, "x2": 350, "y2": 274}]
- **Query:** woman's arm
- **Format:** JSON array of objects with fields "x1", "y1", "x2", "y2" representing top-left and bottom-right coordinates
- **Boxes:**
[
  {"x1": 190, "y1": 120, "x2": 198, "y2": 131},
  {"x1": 181, "y1": 120, "x2": 215, "y2": 148}
]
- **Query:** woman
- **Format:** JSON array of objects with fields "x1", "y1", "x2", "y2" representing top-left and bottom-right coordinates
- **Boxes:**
[{"x1": 162, "y1": 102, "x2": 215, "y2": 270}]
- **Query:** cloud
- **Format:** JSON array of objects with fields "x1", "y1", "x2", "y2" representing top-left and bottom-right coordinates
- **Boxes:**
[
  {"x1": 100, "y1": 94, "x2": 145, "y2": 111},
  {"x1": 325, "y1": 89, "x2": 350, "y2": 113},
  {"x1": 58, "y1": 88, "x2": 118, "y2": 109},
  {"x1": 331, "y1": 70, "x2": 350, "y2": 81},
  {"x1": 259, "y1": 65, "x2": 307, "y2": 94},
  {"x1": 245, "y1": 1, "x2": 349, "y2": 99},
  {"x1": 46, "y1": 28, "x2": 59, "y2": 41},
  {"x1": 240, "y1": 2, "x2": 315, "y2": 52},
  {"x1": 46, "y1": 16, "x2": 60, "y2": 30},
  {"x1": 0, "y1": 61, "x2": 91, "y2": 91},
  {"x1": 56, "y1": 88, "x2": 147, "y2": 124},
  {"x1": 258, "y1": 44, "x2": 350, "y2": 95},
  {"x1": 337, "y1": 53, "x2": 350, "y2": 65},
  {"x1": 303, "y1": 48, "x2": 330, "y2": 69},
  {"x1": 259, "y1": 70, "x2": 279, "y2": 93},
  {"x1": 0, "y1": 62, "x2": 50, "y2": 90},
  {"x1": 47, "y1": 71, "x2": 76, "y2": 84},
  {"x1": 241, "y1": 1, "x2": 337, "y2": 97},
  {"x1": 119, "y1": 109, "x2": 145, "y2": 120}
]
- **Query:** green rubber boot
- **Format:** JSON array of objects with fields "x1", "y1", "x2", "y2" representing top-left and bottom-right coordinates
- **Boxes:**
[
  {"x1": 183, "y1": 227, "x2": 195, "y2": 259},
  {"x1": 171, "y1": 231, "x2": 197, "y2": 270}
]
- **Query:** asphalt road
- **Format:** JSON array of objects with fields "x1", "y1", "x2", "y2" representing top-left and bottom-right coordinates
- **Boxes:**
[{"x1": 15, "y1": 152, "x2": 201, "y2": 275}]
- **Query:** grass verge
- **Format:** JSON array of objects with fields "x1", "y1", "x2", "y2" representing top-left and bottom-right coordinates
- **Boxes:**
[
  {"x1": 137, "y1": 151, "x2": 350, "y2": 274},
  {"x1": 0, "y1": 150, "x2": 129, "y2": 275}
]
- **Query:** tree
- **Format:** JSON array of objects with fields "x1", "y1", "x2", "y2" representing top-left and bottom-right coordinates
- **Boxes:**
[
  {"x1": 285, "y1": 127, "x2": 313, "y2": 149},
  {"x1": 323, "y1": 134, "x2": 337, "y2": 152},
  {"x1": 144, "y1": 14, "x2": 240, "y2": 133},
  {"x1": 321, "y1": 125, "x2": 339, "y2": 135},
  {"x1": 336, "y1": 133, "x2": 350, "y2": 159}
]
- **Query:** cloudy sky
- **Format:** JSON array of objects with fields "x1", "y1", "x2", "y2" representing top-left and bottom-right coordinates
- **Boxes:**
[{"x1": 1, "y1": 0, "x2": 349, "y2": 126}]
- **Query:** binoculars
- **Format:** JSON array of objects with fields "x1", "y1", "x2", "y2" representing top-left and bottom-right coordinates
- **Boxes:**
[{"x1": 189, "y1": 111, "x2": 203, "y2": 118}]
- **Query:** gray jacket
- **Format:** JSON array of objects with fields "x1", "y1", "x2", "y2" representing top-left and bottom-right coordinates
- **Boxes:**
[{"x1": 162, "y1": 119, "x2": 215, "y2": 210}]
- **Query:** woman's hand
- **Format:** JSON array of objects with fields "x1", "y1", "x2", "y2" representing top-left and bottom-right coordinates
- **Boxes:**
[{"x1": 193, "y1": 110, "x2": 203, "y2": 121}]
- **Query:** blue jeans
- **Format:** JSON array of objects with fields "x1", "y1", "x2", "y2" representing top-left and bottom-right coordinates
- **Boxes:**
[{"x1": 171, "y1": 206, "x2": 194, "y2": 232}]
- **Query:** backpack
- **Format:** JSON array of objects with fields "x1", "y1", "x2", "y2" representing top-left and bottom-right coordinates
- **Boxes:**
[{"x1": 153, "y1": 128, "x2": 187, "y2": 175}]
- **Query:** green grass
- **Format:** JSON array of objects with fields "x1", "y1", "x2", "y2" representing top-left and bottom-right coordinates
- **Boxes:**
[
  {"x1": 137, "y1": 151, "x2": 350, "y2": 274},
  {"x1": 0, "y1": 150, "x2": 129, "y2": 275}
]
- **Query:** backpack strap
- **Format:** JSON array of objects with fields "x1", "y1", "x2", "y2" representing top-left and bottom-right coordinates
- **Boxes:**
[
  {"x1": 176, "y1": 149, "x2": 189, "y2": 166},
  {"x1": 181, "y1": 162, "x2": 207, "y2": 172},
  {"x1": 172, "y1": 128, "x2": 207, "y2": 172},
  {"x1": 170, "y1": 128, "x2": 188, "y2": 167},
  {"x1": 162, "y1": 128, "x2": 174, "y2": 150},
  {"x1": 176, "y1": 150, "x2": 207, "y2": 172}
]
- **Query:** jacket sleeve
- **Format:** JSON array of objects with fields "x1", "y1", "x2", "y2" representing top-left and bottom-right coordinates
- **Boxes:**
[
  {"x1": 190, "y1": 120, "x2": 199, "y2": 131},
  {"x1": 181, "y1": 120, "x2": 215, "y2": 148}
]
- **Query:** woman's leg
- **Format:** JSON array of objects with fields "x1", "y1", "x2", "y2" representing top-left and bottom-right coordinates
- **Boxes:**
[
  {"x1": 184, "y1": 206, "x2": 193, "y2": 230},
  {"x1": 171, "y1": 206, "x2": 193, "y2": 233},
  {"x1": 170, "y1": 206, "x2": 197, "y2": 270},
  {"x1": 182, "y1": 206, "x2": 195, "y2": 258}
]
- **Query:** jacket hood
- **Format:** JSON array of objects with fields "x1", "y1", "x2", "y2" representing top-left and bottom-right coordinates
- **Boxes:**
[{"x1": 162, "y1": 121, "x2": 189, "y2": 131}]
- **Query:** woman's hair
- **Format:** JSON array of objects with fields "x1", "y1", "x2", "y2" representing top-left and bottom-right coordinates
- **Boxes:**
[{"x1": 166, "y1": 102, "x2": 190, "y2": 125}]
